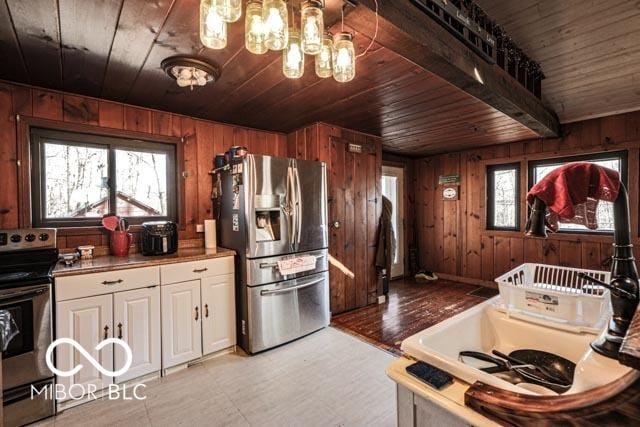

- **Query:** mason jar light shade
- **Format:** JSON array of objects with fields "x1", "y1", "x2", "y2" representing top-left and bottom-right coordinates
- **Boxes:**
[
  {"x1": 262, "y1": 0, "x2": 288, "y2": 51},
  {"x1": 283, "y1": 29, "x2": 304, "y2": 79},
  {"x1": 200, "y1": 0, "x2": 228, "y2": 49},
  {"x1": 214, "y1": 0, "x2": 242, "y2": 23},
  {"x1": 301, "y1": 0, "x2": 323, "y2": 55},
  {"x1": 332, "y1": 32, "x2": 355, "y2": 82},
  {"x1": 245, "y1": 1, "x2": 267, "y2": 54},
  {"x1": 315, "y1": 33, "x2": 332, "y2": 78}
]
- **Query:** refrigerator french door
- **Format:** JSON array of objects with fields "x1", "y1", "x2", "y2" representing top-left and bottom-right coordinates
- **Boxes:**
[{"x1": 217, "y1": 154, "x2": 329, "y2": 353}]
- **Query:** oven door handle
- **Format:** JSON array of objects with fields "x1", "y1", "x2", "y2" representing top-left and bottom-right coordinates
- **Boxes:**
[
  {"x1": 0, "y1": 286, "x2": 47, "y2": 300},
  {"x1": 260, "y1": 277, "x2": 325, "y2": 296}
]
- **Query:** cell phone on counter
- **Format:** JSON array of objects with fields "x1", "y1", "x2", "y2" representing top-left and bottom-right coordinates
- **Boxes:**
[{"x1": 406, "y1": 361, "x2": 453, "y2": 390}]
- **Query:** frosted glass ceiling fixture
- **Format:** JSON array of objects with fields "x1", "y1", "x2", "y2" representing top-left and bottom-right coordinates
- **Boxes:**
[{"x1": 161, "y1": 56, "x2": 221, "y2": 90}]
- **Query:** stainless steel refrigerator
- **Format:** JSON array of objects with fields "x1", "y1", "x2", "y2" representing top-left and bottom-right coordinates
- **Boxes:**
[{"x1": 217, "y1": 154, "x2": 330, "y2": 354}]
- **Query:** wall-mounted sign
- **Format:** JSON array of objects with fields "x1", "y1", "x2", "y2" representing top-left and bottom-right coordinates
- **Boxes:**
[
  {"x1": 442, "y1": 186, "x2": 458, "y2": 201},
  {"x1": 439, "y1": 174, "x2": 461, "y2": 185}
]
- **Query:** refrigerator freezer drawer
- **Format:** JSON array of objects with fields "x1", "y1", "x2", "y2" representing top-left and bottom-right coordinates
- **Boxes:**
[
  {"x1": 246, "y1": 248, "x2": 328, "y2": 286},
  {"x1": 247, "y1": 271, "x2": 329, "y2": 353}
]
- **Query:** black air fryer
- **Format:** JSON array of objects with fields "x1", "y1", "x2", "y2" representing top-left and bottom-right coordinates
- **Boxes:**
[{"x1": 140, "y1": 221, "x2": 178, "y2": 255}]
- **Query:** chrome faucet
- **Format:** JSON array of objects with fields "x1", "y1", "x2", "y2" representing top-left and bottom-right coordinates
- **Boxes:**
[{"x1": 525, "y1": 183, "x2": 639, "y2": 359}]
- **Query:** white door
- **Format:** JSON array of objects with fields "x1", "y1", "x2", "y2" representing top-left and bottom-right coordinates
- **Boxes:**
[
  {"x1": 113, "y1": 286, "x2": 161, "y2": 383},
  {"x1": 161, "y1": 280, "x2": 202, "y2": 368},
  {"x1": 201, "y1": 274, "x2": 236, "y2": 355},
  {"x1": 382, "y1": 165, "x2": 405, "y2": 278},
  {"x1": 56, "y1": 294, "x2": 113, "y2": 396}
]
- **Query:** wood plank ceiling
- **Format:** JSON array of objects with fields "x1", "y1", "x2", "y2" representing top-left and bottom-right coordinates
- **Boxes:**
[
  {"x1": 476, "y1": 0, "x2": 640, "y2": 124},
  {"x1": 0, "y1": 0, "x2": 540, "y2": 155}
]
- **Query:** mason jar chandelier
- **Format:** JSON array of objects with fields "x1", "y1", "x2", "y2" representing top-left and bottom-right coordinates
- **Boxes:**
[{"x1": 197, "y1": 0, "x2": 378, "y2": 82}]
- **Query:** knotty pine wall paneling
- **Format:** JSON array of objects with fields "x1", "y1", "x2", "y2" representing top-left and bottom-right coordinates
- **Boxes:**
[
  {"x1": 0, "y1": 81, "x2": 287, "y2": 249},
  {"x1": 288, "y1": 123, "x2": 382, "y2": 314},
  {"x1": 413, "y1": 111, "x2": 640, "y2": 286}
]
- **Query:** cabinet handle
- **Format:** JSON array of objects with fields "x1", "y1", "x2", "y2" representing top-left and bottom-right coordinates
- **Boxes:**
[
  {"x1": 102, "y1": 279, "x2": 123, "y2": 285},
  {"x1": 193, "y1": 268, "x2": 208, "y2": 273},
  {"x1": 117, "y1": 322, "x2": 123, "y2": 339},
  {"x1": 195, "y1": 306, "x2": 199, "y2": 321},
  {"x1": 103, "y1": 325, "x2": 109, "y2": 339},
  {"x1": 205, "y1": 304, "x2": 209, "y2": 318}
]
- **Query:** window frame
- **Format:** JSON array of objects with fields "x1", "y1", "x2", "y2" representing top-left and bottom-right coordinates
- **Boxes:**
[
  {"x1": 486, "y1": 162, "x2": 521, "y2": 231},
  {"x1": 30, "y1": 127, "x2": 178, "y2": 228},
  {"x1": 527, "y1": 150, "x2": 628, "y2": 235}
]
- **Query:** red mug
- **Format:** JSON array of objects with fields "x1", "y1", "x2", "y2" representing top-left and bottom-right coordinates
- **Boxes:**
[{"x1": 110, "y1": 231, "x2": 132, "y2": 257}]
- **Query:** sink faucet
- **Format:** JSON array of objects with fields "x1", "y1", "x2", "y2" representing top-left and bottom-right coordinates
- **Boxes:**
[{"x1": 525, "y1": 182, "x2": 639, "y2": 359}]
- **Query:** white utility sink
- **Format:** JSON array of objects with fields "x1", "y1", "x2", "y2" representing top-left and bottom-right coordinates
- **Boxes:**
[{"x1": 401, "y1": 296, "x2": 636, "y2": 395}]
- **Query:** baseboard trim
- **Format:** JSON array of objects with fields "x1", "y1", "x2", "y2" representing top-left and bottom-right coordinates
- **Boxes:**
[{"x1": 435, "y1": 272, "x2": 497, "y2": 288}]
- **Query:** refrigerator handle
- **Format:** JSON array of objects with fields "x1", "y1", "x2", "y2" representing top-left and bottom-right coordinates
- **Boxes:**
[
  {"x1": 286, "y1": 165, "x2": 296, "y2": 248},
  {"x1": 294, "y1": 165, "x2": 303, "y2": 246}
]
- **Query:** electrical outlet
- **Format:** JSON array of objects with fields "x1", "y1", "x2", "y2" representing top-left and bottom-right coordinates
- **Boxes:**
[{"x1": 196, "y1": 224, "x2": 204, "y2": 233}]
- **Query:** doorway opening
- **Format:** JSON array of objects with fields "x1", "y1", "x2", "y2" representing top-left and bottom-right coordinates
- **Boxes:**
[{"x1": 381, "y1": 165, "x2": 404, "y2": 279}]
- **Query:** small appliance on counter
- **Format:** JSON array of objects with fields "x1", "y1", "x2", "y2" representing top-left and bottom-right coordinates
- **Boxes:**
[{"x1": 140, "y1": 221, "x2": 178, "y2": 255}]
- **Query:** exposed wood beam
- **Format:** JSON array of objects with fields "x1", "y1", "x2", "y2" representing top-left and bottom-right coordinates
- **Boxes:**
[{"x1": 345, "y1": 0, "x2": 561, "y2": 138}]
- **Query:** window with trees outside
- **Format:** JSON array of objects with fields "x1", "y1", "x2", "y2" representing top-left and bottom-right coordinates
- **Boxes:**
[
  {"x1": 528, "y1": 151, "x2": 627, "y2": 233},
  {"x1": 487, "y1": 163, "x2": 520, "y2": 230},
  {"x1": 30, "y1": 128, "x2": 177, "y2": 227}
]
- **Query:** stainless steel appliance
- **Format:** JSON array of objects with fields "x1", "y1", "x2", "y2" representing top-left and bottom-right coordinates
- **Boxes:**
[
  {"x1": 0, "y1": 228, "x2": 57, "y2": 426},
  {"x1": 140, "y1": 221, "x2": 178, "y2": 255},
  {"x1": 217, "y1": 154, "x2": 330, "y2": 353}
]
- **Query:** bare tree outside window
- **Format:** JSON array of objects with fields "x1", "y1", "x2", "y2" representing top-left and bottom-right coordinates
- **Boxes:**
[
  {"x1": 487, "y1": 163, "x2": 520, "y2": 230},
  {"x1": 116, "y1": 150, "x2": 168, "y2": 216}
]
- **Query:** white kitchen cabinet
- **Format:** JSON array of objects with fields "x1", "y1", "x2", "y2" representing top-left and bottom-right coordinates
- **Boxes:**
[
  {"x1": 161, "y1": 280, "x2": 203, "y2": 368},
  {"x1": 56, "y1": 294, "x2": 113, "y2": 397},
  {"x1": 201, "y1": 273, "x2": 236, "y2": 355},
  {"x1": 113, "y1": 286, "x2": 162, "y2": 383}
]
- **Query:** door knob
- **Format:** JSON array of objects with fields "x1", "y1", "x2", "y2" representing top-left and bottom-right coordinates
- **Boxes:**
[{"x1": 332, "y1": 221, "x2": 340, "y2": 229}]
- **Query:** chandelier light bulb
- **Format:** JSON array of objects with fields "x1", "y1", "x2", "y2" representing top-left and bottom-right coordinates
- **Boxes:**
[
  {"x1": 200, "y1": 0, "x2": 228, "y2": 49},
  {"x1": 262, "y1": 0, "x2": 288, "y2": 51},
  {"x1": 214, "y1": 0, "x2": 242, "y2": 23},
  {"x1": 315, "y1": 33, "x2": 332, "y2": 78},
  {"x1": 283, "y1": 29, "x2": 304, "y2": 79},
  {"x1": 301, "y1": 1, "x2": 323, "y2": 55},
  {"x1": 332, "y1": 32, "x2": 355, "y2": 82},
  {"x1": 245, "y1": 0, "x2": 267, "y2": 54}
]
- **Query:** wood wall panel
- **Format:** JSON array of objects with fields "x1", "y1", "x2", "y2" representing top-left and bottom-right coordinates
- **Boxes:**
[
  {"x1": 288, "y1": 123, "x2": 382, "y2": 314},
  {"x1": 0, "y1": 82, "x2": 286, "y2": 249},
  {"x1": 413, "y1": 112, "x2": 640, "y2": 285}
]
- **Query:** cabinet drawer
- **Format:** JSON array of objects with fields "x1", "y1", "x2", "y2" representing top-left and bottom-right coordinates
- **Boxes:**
[
  {"x1": 160, "y1": 256, "x2": 234, "y2": 284},
  {"x1": 55, "y1": 266, "x2": 160, "y2": 302}
]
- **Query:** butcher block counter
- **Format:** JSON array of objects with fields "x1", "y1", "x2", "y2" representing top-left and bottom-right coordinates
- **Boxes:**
[{"x1": 53, "y1": 246, "x2": 236, "y2": 277}]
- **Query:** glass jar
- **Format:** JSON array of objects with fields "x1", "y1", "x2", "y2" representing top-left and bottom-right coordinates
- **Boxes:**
[
  {"x1": 214, "y1": 0, "x2": 242, "y2": 23},
  {"x1": 262, "y1": 0, "x2": 288, "y2": 51},
  {"x1": 245, "y1": 0, "x2": 267, "y2": 54},
  {"x1": 301, "y1": 0, "x2": 323, "y2": 55},
  {"x1": 332, "y1": 32, "x2": 355, "y2": 82},
  {"x1": 200, "y1": 0, "x2": 228, "y2": 49},
  {"x1": 283, "y1": 29, "x2": 304, "y2": 78},
  {"x1": 315, "y1": 33, "x2": 333, "y2": 78}
]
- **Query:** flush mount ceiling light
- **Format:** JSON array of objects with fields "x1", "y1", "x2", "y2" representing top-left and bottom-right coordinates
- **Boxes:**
[{"x1": 161, "y1": 56, "x2": 221, "y2": 90}]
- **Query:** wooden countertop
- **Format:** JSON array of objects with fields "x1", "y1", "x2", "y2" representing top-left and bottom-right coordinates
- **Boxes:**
[{"x1": 53, "y1": 247, "x2": 236, "y2": 277}]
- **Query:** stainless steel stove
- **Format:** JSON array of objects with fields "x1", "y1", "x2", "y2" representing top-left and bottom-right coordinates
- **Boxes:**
[{"x1": 0, "y1": 228, "x2": 57, "y2": 427}]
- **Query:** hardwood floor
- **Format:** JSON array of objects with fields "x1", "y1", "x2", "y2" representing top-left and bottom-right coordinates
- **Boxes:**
[{"x1": 331, "y1": 279, "x2": 498, "y2": 354}]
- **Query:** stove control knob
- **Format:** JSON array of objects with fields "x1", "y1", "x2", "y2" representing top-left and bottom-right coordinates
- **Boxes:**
[
  {"x1": 10, "y1": 234, "x2": 21, "y2": 243},
  {"x1": 25, "y1": 233, "x2": 36, "y2": 242},
  {"x1": 39, "y1": 233, "x2": 50, "y2": 242}
]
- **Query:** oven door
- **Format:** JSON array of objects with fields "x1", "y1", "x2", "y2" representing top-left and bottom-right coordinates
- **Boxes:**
[{"x1": 0, "y1": 283, "x2": 53, "y2": 390}]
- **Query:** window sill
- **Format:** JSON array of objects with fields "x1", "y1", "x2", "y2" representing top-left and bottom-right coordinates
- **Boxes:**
[{"x1": 482, "y1": 229, "x2": 616, "y2": 243}]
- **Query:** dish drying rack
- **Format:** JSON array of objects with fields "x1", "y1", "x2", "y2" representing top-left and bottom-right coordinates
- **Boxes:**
[{"x1": 495, "y1": 263, "x2": 611, "y2": 330}]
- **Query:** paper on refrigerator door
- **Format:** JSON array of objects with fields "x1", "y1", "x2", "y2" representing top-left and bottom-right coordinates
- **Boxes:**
[{"x1": 277, "y1": 255, "x2": 317, "y2": 275}]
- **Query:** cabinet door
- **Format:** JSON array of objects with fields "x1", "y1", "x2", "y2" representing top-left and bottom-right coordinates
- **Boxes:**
[
  {"x1": 114, "y1": 286, "x2": 161, "y2": 383},
  {"x1": 56, "y1": 294, "x2": 113, "y2": 396},
  {"x1": 161, "y1": 280, "x2": 202, "y2": 368},
  {"x1": 201, "y1": 274, "x2": 236, "y2": 355}
]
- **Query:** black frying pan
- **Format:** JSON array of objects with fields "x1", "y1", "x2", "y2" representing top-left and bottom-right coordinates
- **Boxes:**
[{"x1": 507, "y1": 349, "x2": 576, "y2": 385}]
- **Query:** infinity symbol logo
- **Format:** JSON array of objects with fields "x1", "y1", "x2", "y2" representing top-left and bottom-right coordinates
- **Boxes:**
[{"x1": 45, "y1": 338, "x2": 133, "y2": 378}]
